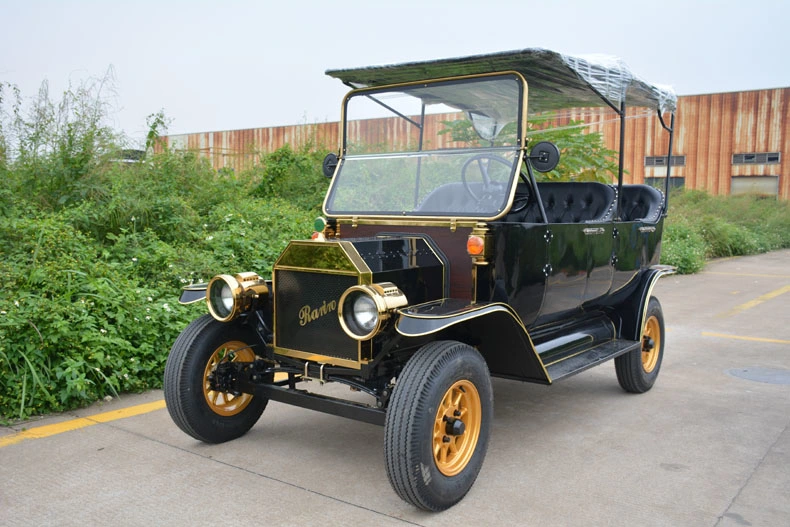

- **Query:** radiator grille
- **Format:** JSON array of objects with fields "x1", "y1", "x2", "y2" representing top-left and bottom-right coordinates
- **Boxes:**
[{"x1": 274, "y1": 270, "x2": 359, "y2": 361}]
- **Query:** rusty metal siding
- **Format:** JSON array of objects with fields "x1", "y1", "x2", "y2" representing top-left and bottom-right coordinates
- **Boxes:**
[{"x1": 161, "y1": 88, "x2": 789, "y2": 199}]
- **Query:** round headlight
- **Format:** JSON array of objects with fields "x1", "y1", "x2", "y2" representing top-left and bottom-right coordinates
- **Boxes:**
[
  {"x1": 338, "y1": 283, "x2": 408, "y2": 341},
  {"x1": 207, "y1": 275, "x2": 241, "y2": 322},
  {"x1": 340, "y1": 289, "x2": 381, "y2": 340}
]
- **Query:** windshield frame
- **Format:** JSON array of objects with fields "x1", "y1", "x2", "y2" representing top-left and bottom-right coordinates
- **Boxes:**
[{"x1": 323, "y1": 72, "x2": 529, "y2": 225}]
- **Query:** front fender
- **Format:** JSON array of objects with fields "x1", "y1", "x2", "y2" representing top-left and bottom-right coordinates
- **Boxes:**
[
  {"x1": 396, "y1": 299, "x2": 550, "y2": 384},
  {"x1": 179, "y1": 283, "x2": 208, "y2": 304}
]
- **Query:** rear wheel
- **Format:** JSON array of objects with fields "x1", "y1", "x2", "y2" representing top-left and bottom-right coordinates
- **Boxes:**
[
  {"x1": 615, "y1": 296, "x2": 665, "y2": 393},
  {"x1": 384, "y1": 341, "x2": 493, "y2": 511},
  {"x1": 164, "y1": 315, "x2": 269, "y2": 443}
]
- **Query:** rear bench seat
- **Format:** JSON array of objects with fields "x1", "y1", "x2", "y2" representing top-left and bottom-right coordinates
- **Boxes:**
[
  {"x1": 617, "y1": 184, "x2": 664, "y2": 222},
  {"x1": 504, "y1": 182, "x2": 616, "y2": 223}
]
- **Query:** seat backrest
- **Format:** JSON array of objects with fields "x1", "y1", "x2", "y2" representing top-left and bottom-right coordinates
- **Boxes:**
[
  {"x1": 618, "y1": 185, "x2": 664, "y2": 222},
  {"x1": 537, "y1": 182, "x2": 616, "y2": 223}
]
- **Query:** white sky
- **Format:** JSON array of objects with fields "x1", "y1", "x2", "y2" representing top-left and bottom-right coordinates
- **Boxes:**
[{"x1": 3, "y1": 0, "x2": 788, "y2": 145}]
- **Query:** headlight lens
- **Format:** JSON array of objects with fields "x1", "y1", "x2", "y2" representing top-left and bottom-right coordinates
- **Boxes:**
[
  {"x1": 338, "y1": 283, "x2": 407, "y2": 340},
  {"x1": 351, "y1": 293, "x2": 379, "y2": 332}
]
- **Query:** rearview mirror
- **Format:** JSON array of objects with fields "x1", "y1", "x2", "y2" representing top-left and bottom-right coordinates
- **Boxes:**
[
  {"x1": 322, "y1": 153, "x2": 339, "y2": 178},
  {"x1": 528, "y1": 142, "x2": 560, "y2": 173}
]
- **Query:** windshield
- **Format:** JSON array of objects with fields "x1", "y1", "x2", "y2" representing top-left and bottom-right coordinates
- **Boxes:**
[{"x1": 324, "y1": 74, "x2": 524, "y2": 218}]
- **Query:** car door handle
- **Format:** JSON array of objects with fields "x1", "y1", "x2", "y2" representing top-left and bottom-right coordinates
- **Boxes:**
[{"x1": 583, "y1": 227, "x2": 605, "y2": 235}]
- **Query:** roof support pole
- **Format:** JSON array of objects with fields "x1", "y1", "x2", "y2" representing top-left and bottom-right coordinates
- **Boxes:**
[
  {"x1": 615, "y1": 101, "x2": 626, "y2": 221},
  {"x1": 657, "y1": 110, "x2": 676, "y2": 214}
]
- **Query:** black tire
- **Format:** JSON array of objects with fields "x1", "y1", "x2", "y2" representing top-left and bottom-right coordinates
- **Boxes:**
[
  {"x1": 164, "y1": 314, "x2": 269, "y2": 443},
  {"x1": 615, "y1": 296, "x2": 665, "y2": 393},
  {"x1": 384, "y1": 341, "x2": 493, "y2": 511}
]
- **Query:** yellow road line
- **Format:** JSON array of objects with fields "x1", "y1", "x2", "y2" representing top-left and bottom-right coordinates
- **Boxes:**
[
  {"x1": 718, "y1": 285, "x2": 790, "y2": 317},
  {"x1": 1, "y1": 372, "x2": 290, "y2": 448},
  {"x1": 704, "y1": 271, "x2": 790, "y2": 279},
  {"x1": 0, "y1": 400, "x2": 166, "y2": 449},
  {"x1": 702, "y1": 332, "x2": 790, "y2": 345}
]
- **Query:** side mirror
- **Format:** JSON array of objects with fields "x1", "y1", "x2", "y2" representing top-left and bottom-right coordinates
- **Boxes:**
[
  {"x1": 322, "y1": 153, "x2": 339, "y2": 178},
  {"x1": 528, "y1": 141, "x2": 560, "y2": 173}
]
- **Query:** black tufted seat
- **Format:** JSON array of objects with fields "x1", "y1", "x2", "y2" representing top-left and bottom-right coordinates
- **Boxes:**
[
  {"x1": 618, "y1": 185, "x2": 664, "y2": 222},
  {"x1": 504, "y1": 182, "x2": 616, "y2": 223}
]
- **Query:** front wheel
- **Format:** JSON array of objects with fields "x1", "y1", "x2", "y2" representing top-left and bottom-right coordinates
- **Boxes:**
[
  {"x1": 164, "y1": 314, "x2": 269, "y2": 443},
  {"x1": 384, "y1": 341, "x2": 493, "y2": 511},
  {"x1": 615, "y1": 296, "x2": 665, "y2": 393}
]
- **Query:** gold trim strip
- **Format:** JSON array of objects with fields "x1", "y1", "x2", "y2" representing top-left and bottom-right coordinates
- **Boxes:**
[
  {"x1": 341, "y1": 218, "x2": 481, "y2": 229},
  {"x1": 273, "y1": 265, "x2": 359, "y2": 277},
  {"x1": 273, "y1": 347, "x2": 365, "y2": 370},
  {"x1": 639, "y1": 267, "x2": 676, "y2": 336},
  {"x1": 328, "y1": 241, "x2": 370, "y2": 286}
]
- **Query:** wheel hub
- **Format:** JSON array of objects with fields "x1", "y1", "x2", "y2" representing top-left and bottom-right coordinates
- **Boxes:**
[
  {"x1": 432, "y1": 380, "x2": 482, "y2": 477},
  {"x1": 444, "y1": 417, "x2": 466, "y2": 436},
  {"x1": 641, "y1": 316, "x2": 661, "y2": 373},
  {"x1": 202, "y1": 341, "x2": 255, "y2": 416}
]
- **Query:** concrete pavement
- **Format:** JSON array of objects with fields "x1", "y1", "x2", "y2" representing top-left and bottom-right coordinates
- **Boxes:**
[{"x1": 2, "y1": 250, "x2": 789, "y2": 526}]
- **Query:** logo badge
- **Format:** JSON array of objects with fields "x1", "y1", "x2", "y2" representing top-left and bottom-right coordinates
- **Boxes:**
[{"x1": 299, "y1": 300, "x2": 337, "y2": 326}]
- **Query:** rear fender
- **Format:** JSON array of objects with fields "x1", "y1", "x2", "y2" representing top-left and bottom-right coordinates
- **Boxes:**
[
  {"x1": 396, "y1": 300, "x2": 550, "y2": 384},
  {"x1": 608, "y1": 265, "x2": 675, "y2": 340}
]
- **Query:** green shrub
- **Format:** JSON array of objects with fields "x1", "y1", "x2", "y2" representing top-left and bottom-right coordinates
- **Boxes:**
[
  {"x1": 662, "y1": 190, "x2": 790, "y2": 272},
  {"x1": 249, "y1": 144, "x2": 331, "y2": 212},
  {"x1": 0, "y1": 193, "x2": 314, "y2": 419},
  {"x1": 661, "y1": 219, "x2": 707, "y2": 274}
]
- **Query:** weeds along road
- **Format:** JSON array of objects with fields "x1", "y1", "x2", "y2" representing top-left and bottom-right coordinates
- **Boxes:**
[{"x1": 1, "y1": 250, "x2": 789, "y2": 526}]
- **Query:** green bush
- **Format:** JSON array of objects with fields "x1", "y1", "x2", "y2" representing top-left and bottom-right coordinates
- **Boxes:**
[
  {"x1": 662, "y1": 190, "x2": 790, "y2": 272},
  {"x1": 661, "y1": 218, "x2": 707, "y2": 274},
  {"x1": 249, "y1": 143, "x2": 331, "y2": 212},
  {"x1": 0, "y1": 75, "x2": 321, "y2": 418},
  {"x1": 0, "y1": 192, "x2": 313, "y2": 419}
]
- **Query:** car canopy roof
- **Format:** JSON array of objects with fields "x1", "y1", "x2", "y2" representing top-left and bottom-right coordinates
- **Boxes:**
[{"x1": 326, "y1": 47, "x2": 677, "y2": 114}]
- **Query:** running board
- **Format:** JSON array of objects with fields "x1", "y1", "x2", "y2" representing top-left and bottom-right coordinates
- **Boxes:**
[{"x1": 545, "y1": 339, "x2": 640, "y2": 383}]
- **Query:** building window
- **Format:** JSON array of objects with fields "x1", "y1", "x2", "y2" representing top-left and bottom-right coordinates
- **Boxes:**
[
  {"x1": 731, "y1": 176, "x2": 779, "y2": 196},
  {"x1": 645, "y1": 176, "x2": 685, "y2": 191},
  {"x1": 645, "y1": 155, "x2": 686, "y2": 167},
  {"x1": 732, "y1": 152, "x2": 781, "y2": 165}
]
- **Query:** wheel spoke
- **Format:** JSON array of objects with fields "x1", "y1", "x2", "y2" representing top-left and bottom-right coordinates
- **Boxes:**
[{"x1": 452, "y1": 389, "x2": 463, "y2": 408}]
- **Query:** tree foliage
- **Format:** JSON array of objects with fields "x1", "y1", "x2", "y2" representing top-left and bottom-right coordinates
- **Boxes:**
[{"x1": 439, "y1": 113, "x2": 620, "y2": 182}]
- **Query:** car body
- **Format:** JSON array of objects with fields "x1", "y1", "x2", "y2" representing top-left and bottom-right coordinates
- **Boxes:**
[{"x1": 164, "y1": 48, "x2": 678, "y2": 511}]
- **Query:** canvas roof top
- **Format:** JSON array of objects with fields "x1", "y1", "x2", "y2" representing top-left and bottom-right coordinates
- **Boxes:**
[{"x1": 327, "y1": 48, "x2": 677, "y2": 114}]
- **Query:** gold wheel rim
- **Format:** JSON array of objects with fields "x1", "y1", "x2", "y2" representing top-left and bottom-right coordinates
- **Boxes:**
[
  {"x1": 433, "y1": 380, "x2": 482, "y2": 477},
  {"x1": 642, "y1": 315, "x2": 661, "y2": 373},
  {"x1": 202, "y1": 340, "x2": 255, "y2": 416}
]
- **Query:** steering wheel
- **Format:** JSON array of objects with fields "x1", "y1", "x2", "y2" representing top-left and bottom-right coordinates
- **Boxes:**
[{"x1": 461, "y1": 154, "x2": 513, "y2": 202}]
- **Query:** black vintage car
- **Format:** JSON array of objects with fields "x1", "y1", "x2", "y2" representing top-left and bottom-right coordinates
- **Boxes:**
[{"x1": 164, "y1": 48, "x2": 678, "y2": 511}]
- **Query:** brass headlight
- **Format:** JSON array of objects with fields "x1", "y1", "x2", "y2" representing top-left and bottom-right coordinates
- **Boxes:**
[
  {"x1": 338, "y1": 282, "x2": 407, "y2": 340},
  {"x1": 206, "y1": 272, "x2": 268, "y2": 322}
]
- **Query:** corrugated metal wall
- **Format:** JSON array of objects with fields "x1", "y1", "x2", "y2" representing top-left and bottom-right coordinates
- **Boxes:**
[
  {"x1": 164, "y1": 122, "x2": 341, "y2": 173},
  {"x1": 162, "y1": 87, "x2": 789, "y2": 199}
]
